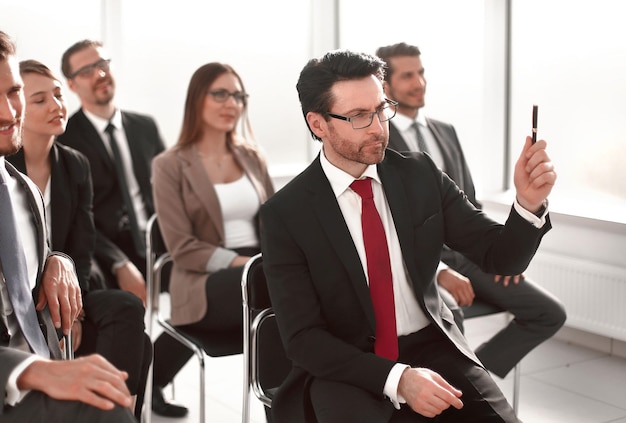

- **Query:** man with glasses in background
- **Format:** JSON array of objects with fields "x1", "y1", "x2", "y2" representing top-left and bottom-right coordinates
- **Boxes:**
[
  {"x1": 260, "y1": 49, "x2": 556, "y2": 422},
  {"x1": 56, "y1": 40, "x2": 186, "y2": 418}
]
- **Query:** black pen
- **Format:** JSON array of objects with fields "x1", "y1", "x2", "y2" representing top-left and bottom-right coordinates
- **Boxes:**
[{"x1": 532, "y1": 104, "x2": 538, "y2": 144}]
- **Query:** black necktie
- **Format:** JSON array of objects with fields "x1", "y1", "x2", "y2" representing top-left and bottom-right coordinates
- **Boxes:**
[
  {"x1": 413, "y1": 122, "x2": 429, "y2": 153},
  {"x1": 105, "y1": 123, "x2": 145, "y2": 256},
  {"x1": 0, "y1": 170, "x2": 50, "y2": 357}
]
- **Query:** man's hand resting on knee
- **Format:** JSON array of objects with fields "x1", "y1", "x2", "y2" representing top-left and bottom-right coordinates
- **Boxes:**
[
  {"x1": 17, "y1": 354, "x2": 132, "y2": 410},
  {"x1": 397, "y1": 367, "x2": 464, "y2": 418}
]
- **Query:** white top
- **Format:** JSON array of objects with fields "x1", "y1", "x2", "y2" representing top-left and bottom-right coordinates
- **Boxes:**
[{"x1": 213, "y1": 174, "x2": 260, "y2": 249}]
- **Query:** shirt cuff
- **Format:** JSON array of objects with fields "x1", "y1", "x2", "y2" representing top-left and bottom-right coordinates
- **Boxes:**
[
  {"x1": 513, "y1": 198, "x2": 548, "y2": 228},
  {"x1": 383, "y1": 363, "x2": 410, "y2": 410},
  {"x1": 206, "y1": 247, "x2": 238, "y2": 273},
  {"x1": 436, "y1": 261, "x2": 449, "y2": 277},
  {"x1": 5, "y1": 356, "x2": 40, "y2": 406}
]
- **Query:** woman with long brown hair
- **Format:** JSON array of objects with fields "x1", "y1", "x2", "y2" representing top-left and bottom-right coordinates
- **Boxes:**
[{"x1": 150, "y1": 62, "x2": 274, "y2": 417}]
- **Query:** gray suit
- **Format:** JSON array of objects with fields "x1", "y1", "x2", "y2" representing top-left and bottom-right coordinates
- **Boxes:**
[
  {"x1": 388, "y1": 119, "x2": 567, "y2": 377},
  {"x1": 0, "y1": 161, "x2": 133, "y2": 422}
]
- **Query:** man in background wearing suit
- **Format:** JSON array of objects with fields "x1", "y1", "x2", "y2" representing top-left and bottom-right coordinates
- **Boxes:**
[
  {"x1": 57, "y1": 39, "x2": 165, "y2": 305},
  {"x1": 260, "y1": 49, "x2": 556, "y2": 422},
  {"x1": 0, "y1": 30, "x2": 134, "y2": 423},
  {"x1": 56, "y1": 40, "x2": 184, "y2": 417},
  {"x1": 376, "y1": 42, "x2": 566, "y2": 379}
]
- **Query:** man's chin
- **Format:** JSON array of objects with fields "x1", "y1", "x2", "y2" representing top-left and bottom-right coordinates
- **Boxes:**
[{"x1": 0, "y1": 139, "x2": 21, "y2": 157}]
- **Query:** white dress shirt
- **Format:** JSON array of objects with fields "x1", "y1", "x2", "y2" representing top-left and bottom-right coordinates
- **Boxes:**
[
  {"x1": 319, "y1": 149, "x2": 429, "y2": 407},
  {"x1": 83, "y1": 109, "x2": 149, "y2": 231}
]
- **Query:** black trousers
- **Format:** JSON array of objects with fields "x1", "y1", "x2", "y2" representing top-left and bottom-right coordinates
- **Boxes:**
[
  {"x1": 0, "y1": 391, "x2": 135, "y2": 423},
  {"x1": 308, "y1": 325, "x2": 520, "y2": 423},
  {"x1": 76, "y1": 290, "x2": 152, "y2": 420}
]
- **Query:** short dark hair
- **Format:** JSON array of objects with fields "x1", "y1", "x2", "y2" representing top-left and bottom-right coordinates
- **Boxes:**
[
  {"x1": 296, "y1": 49, "x2": 386, "y2": 141},
  {"x1": 375, "y1": 42, "x2": 421, "y2": 83},
  {"x1": 0, "y1": 31, "x2": 17, "y2": 61},
  {"x1": 60, "y1": 39, "x2": 103, "y2": 78}
]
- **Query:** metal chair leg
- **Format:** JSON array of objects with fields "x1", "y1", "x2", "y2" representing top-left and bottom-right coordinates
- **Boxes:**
[{"x1": 512, "y1": 361, "x2": 521, "y2": 415}]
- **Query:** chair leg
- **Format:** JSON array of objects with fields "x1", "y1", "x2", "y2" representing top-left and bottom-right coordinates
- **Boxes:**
[
  {"x1": 196, "y1": 349, "x2": 206, "y2": 423},
  {"x1": 512, "y1": 361, "x2": 521, "y2": 415}
]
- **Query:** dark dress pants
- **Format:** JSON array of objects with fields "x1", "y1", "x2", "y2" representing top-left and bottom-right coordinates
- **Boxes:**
[
  {"x1": 442, "y1": 251, "x2": 566, "y2": 377},
  {"x1": 0, "y1": 391, "x2": 135, "y2": 423},
  {"x1": 76, "y1": 290, "x2": 152, "y2": 420},
  {"x1": 309, "y1": 325, "x2": 519, "y2": 423}
]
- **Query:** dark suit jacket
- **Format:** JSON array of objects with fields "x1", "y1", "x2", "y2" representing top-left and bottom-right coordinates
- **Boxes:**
[
  {"x1": 8, "y1": 143, "x2": 95, "y2": 292},
  {"x1": 259, "y1": 150, "x2": 550, "y2": 423},
  {"x1": 1, "y1": 161, "x2": 63, "y2": 411},
  {"x1": 388, "y1": 119, "x2": 482, "y2": 266},
  {"x1": 388, "y1": 119, "x2": 479, "y2": 208},
  {"x1": 57, "y1": 109, "x2": 165, "y2": 274}
]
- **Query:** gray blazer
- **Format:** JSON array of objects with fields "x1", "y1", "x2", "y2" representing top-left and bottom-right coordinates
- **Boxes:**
[{"x1": 0, "y1": 162, "x2": 63, "y2": 411}]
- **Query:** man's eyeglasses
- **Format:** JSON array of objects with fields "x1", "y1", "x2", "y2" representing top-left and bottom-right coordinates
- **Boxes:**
[
  {"x1": 68, "y1": 59, "x2": 111, "y2": 79},
  {"x1": 326, "y1": 99, "x2": 398, "y2": 130},
  {"x1": 206, "y1": 90, "x2": 249, "y2": 105}
]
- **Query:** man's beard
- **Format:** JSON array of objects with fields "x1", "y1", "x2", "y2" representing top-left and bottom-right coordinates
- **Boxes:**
[{"x1": 0, "y1": 122, "x2": 22, "y2": 156}]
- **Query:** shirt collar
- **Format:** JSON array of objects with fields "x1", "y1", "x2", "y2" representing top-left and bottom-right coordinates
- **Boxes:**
[
  {"x1": 394, "y1": 111, "x2": 427, "y2": 131},
  {"x1": 319, "y1": 146, "x2": 381, "y2": 199},
  {"x1": 0, "y1": 157, "x2": 6, "y2": 181},
  {"x1": 83, "y1": 108, "x2": 122, "y2": 134}
]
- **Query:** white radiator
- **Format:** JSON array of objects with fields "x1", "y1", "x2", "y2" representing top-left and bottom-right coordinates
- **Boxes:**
[{"x1": 525, "y1": 251, "x2": 626, "y2": 342}]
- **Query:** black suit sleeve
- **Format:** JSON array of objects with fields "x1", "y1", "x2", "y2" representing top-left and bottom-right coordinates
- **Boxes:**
[{"x1": 58, "y1": 149, "x2": 96, "y2": 292}]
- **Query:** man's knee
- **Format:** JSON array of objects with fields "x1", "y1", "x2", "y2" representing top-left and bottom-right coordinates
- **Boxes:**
[{"x1": 309, "y1": 378, "x2": 391, "y2": 423}]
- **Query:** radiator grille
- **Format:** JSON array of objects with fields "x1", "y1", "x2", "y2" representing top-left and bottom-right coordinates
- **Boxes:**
[{"x1": 526, "y1": 251, "x2": 626, "y2": 341}]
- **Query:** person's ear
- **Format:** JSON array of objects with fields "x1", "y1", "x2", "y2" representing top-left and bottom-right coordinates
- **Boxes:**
[
  {"x1": 306, "y1": 111, "x2": 327, "y2": 140},
  {"x1": 65, "y1": 78, "x2": 78, "y2": 93}
]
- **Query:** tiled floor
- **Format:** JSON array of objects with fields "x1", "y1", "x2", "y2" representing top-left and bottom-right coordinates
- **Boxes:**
[{"x1": 147, "y1": 313, "x2": 626, "y2": 423}]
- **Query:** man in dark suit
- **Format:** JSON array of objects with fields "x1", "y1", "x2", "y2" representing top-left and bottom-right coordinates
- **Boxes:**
[
  {"x1": 376, "y1": 42, "x2": 566, "y2": 379},
  {"x1": 0, "y1": 30, "x2": 134, "y2": 423},
  {"x1": 57, "y1": 39, "x2": 165, "y2": 304},
  {"x1": 260, "y1": 49, "x2": 556, "y2": 422},
  {"x1": 55, "y1": 40, "x2": 183, "y2": 417}
]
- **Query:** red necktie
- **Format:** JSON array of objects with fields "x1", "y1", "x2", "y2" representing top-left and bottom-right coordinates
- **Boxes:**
[{"x1": 350, "y1": 178, "x2": 398, "y2": 360}]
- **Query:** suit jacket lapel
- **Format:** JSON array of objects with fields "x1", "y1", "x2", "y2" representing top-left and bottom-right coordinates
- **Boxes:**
[
  {"x1": 377, "y1": 159, "x2": 425, "y2": 298},
  {"x1": 426, "y1": 119, "x2": 459, "y2": 181},
  {"x1": 306, "y1": 158, "x2": 377, "y2": 331},
  {"x1": 121, "y1": 112, "x2": 152, "y2": 209},
  {"x1": 5, "y1": 163, "x2": 47, "y2": 278},
  {"x1": 387, "y1": 122, "x2": 410, "y2": 152},
  {"x1": 5, "y1": 163, "x2": 62, "y2": 359},
  {"x1": 49, "y1": 144, "x2": 71, "y2": 251},
  {"x1": 179, "y1": 147, "x2": 225, "y2": 242}
]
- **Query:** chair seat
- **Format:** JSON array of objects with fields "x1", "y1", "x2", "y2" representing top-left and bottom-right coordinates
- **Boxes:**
[{"x1": 163, "y1": 318, "x2": 243, "y2": 357}]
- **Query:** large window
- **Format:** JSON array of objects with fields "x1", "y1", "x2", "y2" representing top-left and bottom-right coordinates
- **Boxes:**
[
  {"x1": 340, "y1": 0, "x2": 626, "y2": 224},
  {"x1": 4, "y1": 0, "x2": 312, "y2": 177},
  {"x1": 510, "y1": 0, "x2": 626, "y2": 222}
]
